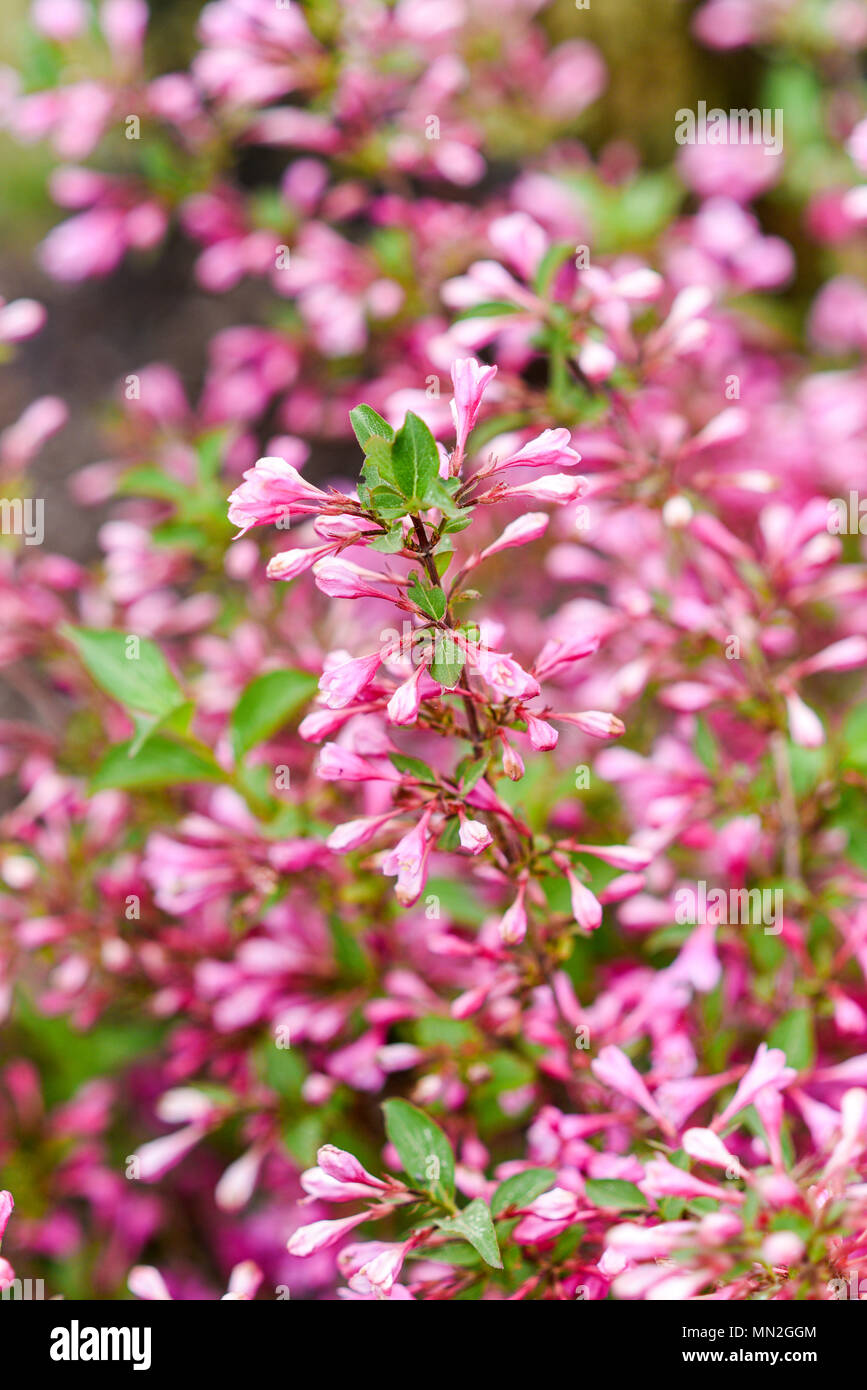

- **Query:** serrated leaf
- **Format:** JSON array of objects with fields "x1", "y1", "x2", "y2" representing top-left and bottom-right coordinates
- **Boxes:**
[
  {"x1": 491, "y1": 1168, "x2": 558, "y2": 1216},
  {"x1": 63, "y1": 626, "x2": 184, "y2": 718},
  {"x1": 382, "y1": 1098, "x2": 455, "y2": 1205},
  {"x1": 584, "y1": 1178, "x2": 648, "y2": 1211},
  {"x1": 230, "y1": 669, "x2": 318, "y2": 761},
  {"x1": 435, "y1": 1199, "x2": 502, "y2": 1268},
  {"x1": 408, "y1": 577, "x2": 446, "y2": 622},
  {"x1": 391, "y1": 412, "x2": 440, "y2": 505},
  {"x1": 369, "y1": 526, "x2": 405, "y2": 554},
  {"x1": 349, "y1": 403, "x2": 395, "y2": 448},
  {"x1": 90, "y1": 737, "x2": 225, "y2": 792},
  {"x1": 429, "y1": 640, "x2": 465, "y2": 691}
]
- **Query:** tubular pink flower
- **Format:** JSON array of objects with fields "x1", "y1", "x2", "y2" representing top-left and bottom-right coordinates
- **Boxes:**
[
  {"x1": 494, "y1": 428, "x2": 582, "y2": 473},
  {"x1": 641, "y1": 1157, "x2": 744, "y2": 1206},
  {"x1": 566, "y1": 870, "x2": 603, "y2": 931},
  {"x1": 450, "y1": 357, "x2": 498, "y2": 462},
  {"x1": 317, "y1": 745, "x2": 402, "y2": 784},
  {"x1": 319, "y1": 652, "x2": 384, "y2": 709},
  {"x1": 134, "y1": 1122, "x2": 210, "y2": 1182},
  {"x1": 317, "y1": 1144, "x2": 388, "y2": 1188},
  {"x1": 382, "y1": 809, "x2": 435, "y2": 905},
  {"x1": 499, "y1": 877, "x2": 528, "y2": 944},
  {"x1": 591, "y1": 1045, "x2": 673, "y2": 1134},
  {"x1": 712, "y1": 1044, "x2": 797, "y2": 1133},
  {"x1": 569, "y1": 844, "x2": 653, "y2": 871},
  {"x1": 228, "y1": 456, "x2": 326, "y2": 534},
  {"x1": 784, "y1": 690, "x2": 825, "y2": 749},
  {"x1": 313, "y1": 557, "x2": 398, "y2": 600},
  {"x1": 495, "y1": 474, "x2": 586, "y2": 505},
  {"x1": 521, "y1": 710, "x2": 559, "y2": 750},
  {"x1": 267, "y1": 542, "x2": 339, "y2": 581},
  {"x1": 682, "y1": 1127, "x2": 744, "y2": 1175},
  {"x1": 553, "y1": 710, "x2": 625, "y2": 738},
  {"x1": 287, "y1": 1210, "x2": 373, "y2": 1257},
  {"x1": 326, "y1": 812, "x2": 398, "y2": 852},
  {"x1": 386, "y1": 660, "x2": 427, "y2": 725},
  {"x1": 478, "y1": 513, "x2": 549, "y2": 561}
]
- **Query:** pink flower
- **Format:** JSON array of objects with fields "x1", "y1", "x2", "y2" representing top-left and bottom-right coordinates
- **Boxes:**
[
  {"x1": 499, "y1": 877, "x2": 528, "y2": 944},
  {"x1": 478, "y1": 513, "x2": 549, "y2": 561},
  {"x1": 319, "y1": 652, "x2": 384, "y2": 710},
  {"x1": 553, "y1": 710, "x2": 625, "y2": 738},
  {"x1": 522, "y1": 710, "x2": 559, "y2": 750},
  {"x1": 318, "y1": 1144, "x2": 388, "y2": 1188},
  {"x1": 386, "y1": 660, "x2": 427, "y2": 725},
  {"x1": 712, "y1": 1044, "x2": 797, "y2": 1133},
  {"x1": 784, "y1": 691, "x2": 825, "y2": 748},
  {"x1": 464, "y1": 643, "x2": 540, "y2": 700},
  {"x1": 641, "y1": 1157, "x2": 743, "y2": 1206},
  {"x1": 566, "y1": 871, "x2": 603, "y2": 931},
  {"x1": 591, "y1": 1046, "x2": 673, "y2": 1134},
  {"x1": 382, "y1": 811, "x2": 434, "y2": 906},
  {"x1": 287, "y1": 1211, "x2": 372, "y2": 1257},
  {"x1": 227, "y1": 455, "x2": 325, "y2": 534},
  {"x1": 496, "y1": 474, "x2": 586, "y2": 505},
  {"x1": 345, "y1": 1240, "x2": 412, "y2": 1296},
  {"x1": 0, "y1": 1191, "x2": 13, "y2": 1242},
  {"x1": 459, "y1": 819, "x2": 493, "y2": 854},
  {"x1": 326, "y1": 812, "x2": 397, "y2": 852},
  {"x1": 495, "y1": 428, "x2": 582, "y2": 473},
  {"x1": 450, "y1": 357, "x2": 498, "y2": 462},
  {"x1": 267, "y1": 543, "x2": 339, "y2": 581},
  {"x1": 317, "y1": 745, "x2": 402, "y2": 784}
]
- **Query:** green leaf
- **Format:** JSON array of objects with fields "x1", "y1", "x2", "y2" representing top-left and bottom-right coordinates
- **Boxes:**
[
  {"x1": 429, "y1": 637, "x2": 465, "y2": 691},
  {"x1": 454, "y1": 301, "x2": 522, "y2": 320},
  {"x1": 230, "y1": 669, "x2": 318, "y2": 761},
  {"x1": 195, "y1": 427, "x2": 229, "y2": 481},
  {"x1": 128, "y1": 700, "x2": 194, "y2": 757},
  {"x1": 768, "y1": 1007, "x2": 815, "y2": 1072},
  {"x1": 408, "y1": 577, "x2": 446, "y2": 622},
  {"x1": 391, "y1": 412, "x2": 440, "y2": 505},
  {"x1": 369, "y1": 525, "x2": 405, "y2": 554},
  {"x1": 389, "y1": 752, "x2": 436, "y2": 782},
  {"x1": 423, "y1": 474, "x2": 464, "y2": 519},
  {"x1": 117, "y1": 465, "x2": 188, "y2": 502},
  {"x1": 458, "y1": 756, "x2": 489, "y2": 794},
  {"x1": 533, "y1": 242, "x2": 574, "y2": 297},
  {"x1": 491, "y1": 1168, "x2": 558, "y2": 1216},
  {"x1": 90, "y1": 737, "x2": 225, "y2": 792},
  {"x1": 435, "y1": 1199, "x2": 502, "y2": 1269},
  {"x1": 63, "y1": 626, "x2": 184, "y2": 718},
  {"x1": 584, "y1": 1179, "x2": 648, "y2": 1212},
  {"x1": 349, "y1": 404, "x2": 395, "y2": 448},
  {"x1": 382, "y1": 1098, "x2": 455, "y2": 1205}
]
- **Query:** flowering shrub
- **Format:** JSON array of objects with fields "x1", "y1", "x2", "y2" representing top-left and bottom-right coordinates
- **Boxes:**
[{"x1": 0, "y1": 0, "x2": 866, "y2": 1302}]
